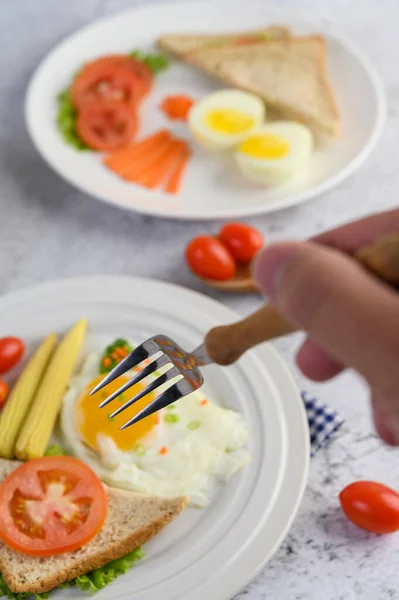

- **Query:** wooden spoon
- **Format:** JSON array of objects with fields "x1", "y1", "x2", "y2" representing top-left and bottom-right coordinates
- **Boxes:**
[
  {"x1": 200, "y1": 263, "x2": 259, "y2": 293},
  {"x1": 204, "y1": 233, "x2": 399, "y2": 366}
]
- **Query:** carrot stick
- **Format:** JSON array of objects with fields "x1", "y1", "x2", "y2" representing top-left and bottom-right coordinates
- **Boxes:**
[
  {"x1": 164, "y1": 145, "x2": 191, "y2": 194},
  {"x1": 104, "y1": 131, "x2": 170, "y2": 172},
  {"x1": 134, "y1": 141, "x2": 181, "y2": 188},
  {"x1": 106, "y1": 136, "x2": 172, "y2": 179},
  {"x1": 136, "y1": 141, "x2": 185, "y2": 189},
  {"x1": 105, "y1": 135, "x2": 173, "y2": 179},
  {"x1": 104, "y1": 130, "x2": 170, "y2": 170},
  {"x1": 106, "y1": 129, "x2": 169, "y2": 161},
  {"x1": 122, "y1": 138, "x2": 177, "y2": 182}
]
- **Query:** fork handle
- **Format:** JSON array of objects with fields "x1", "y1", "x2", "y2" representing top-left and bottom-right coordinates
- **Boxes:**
[{"x1": 205, "y1": 234, "x2": 399, "y2": 366}]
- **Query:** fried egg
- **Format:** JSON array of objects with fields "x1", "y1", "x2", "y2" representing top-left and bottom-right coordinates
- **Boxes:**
[
  {"x1": 188, "y1": 89, "x2": 266, "y2": 151},
  {"x1": 235, "y1": 121, "x2": 313, "y2": 187},
  {"x1": 60, "y1": 351, "x2": 250, "y2": 507}
]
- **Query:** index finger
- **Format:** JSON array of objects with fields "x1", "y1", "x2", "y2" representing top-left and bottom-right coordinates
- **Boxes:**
[{"x1": 312, "y1": 208, "x2": 399, "y2": 252}]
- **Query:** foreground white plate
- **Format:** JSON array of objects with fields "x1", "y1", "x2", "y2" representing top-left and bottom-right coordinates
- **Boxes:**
[
  {"x1": 0, "y1": 277, "x2": 309, "y2": 599},
  {"x1": 25, "y1": 0, "x2": 385, "y2": 220}
]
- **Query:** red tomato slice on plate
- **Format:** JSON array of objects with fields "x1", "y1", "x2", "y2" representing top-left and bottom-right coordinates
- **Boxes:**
[
  {"x1": 77, "y1": 99, "x2": 138, "y2": 151},
  {"x1": 71, "y1": 63, "x2": 142, "y2": 110},
  {"x1": 0, "y1": 456, "x2": 108, "y2": 556},
  {"x1": 85, "y1": 55, "x2": 153, "y2": 99},
  {"x1": 125, "y1": 57, "x2": 153, "y2": 97}
]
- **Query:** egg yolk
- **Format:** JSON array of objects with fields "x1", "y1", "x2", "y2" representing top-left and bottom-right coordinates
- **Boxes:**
[
  {"x1": 205, "y1": 109, "x2": 255, "y2": 134},
  {"x1": 239, "y1": 134, "x2": 289, "y2": 159},
  {"x1": 76, "y1": 375, "x2": 157, "y2": 452}
]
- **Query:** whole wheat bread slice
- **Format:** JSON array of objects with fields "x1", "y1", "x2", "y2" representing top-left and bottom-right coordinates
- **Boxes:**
[
  {"x1": 157, "y1": 25, "x2": 290, "y2": 56},
  {"x1": 185, "y1": 36, "x2": 340, "y2": 137},
  {"x1": 0, "y1": 459, "x2": 187, "y2": 594}
]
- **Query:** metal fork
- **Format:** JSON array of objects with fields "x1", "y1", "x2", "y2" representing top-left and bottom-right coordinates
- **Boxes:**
[
  {"x1": 91, "y1": 233, "x2": 399, "y2": 429},
  {"x1": 90, "y1": 335, "x2": 212, "y2": 429}
]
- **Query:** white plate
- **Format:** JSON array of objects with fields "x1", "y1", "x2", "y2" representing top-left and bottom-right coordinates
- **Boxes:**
[
  {"x1": 25, "y1": 0, "x2": 385, "y2": 221},
  {"x1": 0, "y1": 276, "x2": 309, "y2": 600}
]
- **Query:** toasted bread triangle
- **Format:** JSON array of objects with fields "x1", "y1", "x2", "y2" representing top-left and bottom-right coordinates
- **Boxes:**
[
  {"x1": 157, "y1": 25, "x2": 291, "y2": 56},
  {"x1": 186, "y1": 36, "x2": 340, "y2": 137},
  {"x1": 0, "y1": 459, "x2": 187, "y2": 594}
]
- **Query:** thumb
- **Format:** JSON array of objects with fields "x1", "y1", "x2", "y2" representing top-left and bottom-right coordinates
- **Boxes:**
[{"x1": 253, "y1": 242, "x2": 399, "y2": 397}]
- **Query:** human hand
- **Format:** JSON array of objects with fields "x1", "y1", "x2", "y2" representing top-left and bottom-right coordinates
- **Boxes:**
[{"x1": 253, "y1": 209, "x2": 399, "y2": 445}]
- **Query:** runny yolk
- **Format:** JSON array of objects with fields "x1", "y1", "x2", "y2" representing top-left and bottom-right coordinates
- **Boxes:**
[
  {"x1": 205, "y1": 109, "x2": 255, "y2": 134},
  {"x1": 77, "y1": 375, "x2": 157, "y2": 452},
  {"x1": 239, "y1": 133, "x2": 290, "y2": 159}
]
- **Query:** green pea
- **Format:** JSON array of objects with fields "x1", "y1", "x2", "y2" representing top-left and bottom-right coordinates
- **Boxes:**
[{"x1": 164, "y1": 413, "x2": 180, "y2": 423}]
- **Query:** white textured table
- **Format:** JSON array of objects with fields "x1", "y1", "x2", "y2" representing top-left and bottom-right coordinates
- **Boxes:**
[{"x1": 1, "y1": 1, "x2": 399, "y2": 598}]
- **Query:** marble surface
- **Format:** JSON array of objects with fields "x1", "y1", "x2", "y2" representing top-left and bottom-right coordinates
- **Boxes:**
[{"x1": 0, "y1": 0, "x2": 399, "y2": 598}]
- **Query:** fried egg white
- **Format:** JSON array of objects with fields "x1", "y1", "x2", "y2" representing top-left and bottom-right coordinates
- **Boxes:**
[{"x1": 60, "y1": 351, "x2": 250, "y2": 507}]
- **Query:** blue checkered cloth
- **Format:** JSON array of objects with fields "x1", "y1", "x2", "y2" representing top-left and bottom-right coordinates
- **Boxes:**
[{"x1": 302, "y1": 391, "x2": 344, "y2": 456}]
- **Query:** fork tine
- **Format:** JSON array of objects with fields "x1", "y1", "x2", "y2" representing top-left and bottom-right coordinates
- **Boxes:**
[
  {"x1": 109, "y1": 367, "x2": 180, "y2": 419},
  {"x1": 98, "y1": 354, "x2": 170, "y2": 408},
  {"x1": 120, "y1": 381, "x2": 187, "y2": 430},
  {"x1": 90, "y1": 344, "x2": 150, "y2": 396}
]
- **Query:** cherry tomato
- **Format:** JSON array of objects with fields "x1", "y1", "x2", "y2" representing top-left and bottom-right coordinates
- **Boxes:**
[
  {"x1": 219, "y1": 223, "x2": 264, "y2": 263},
  {"x1": 77, "y1": 99, "x2": 138, "y2": 151},
  {"x1": 339, "y1": 481, "x2": 399, "y2": 534},
  {"x1": 71, "y1": 63, "x2": 142, "y2": 110},
  {"x1": 0, "y1": 337, "x2": 25, "y2": 375},
  {"x1": 186, "y1": 235, "x2": 236, "y2": 281},
  {"x1": 0, "y1": 456, "x2": 108, "y2": 556},
  {"x1": 0, "y1": 379, "x2": 8, "y2": 408},
  {"x1": 77, "y1": 55, "x2": 152, "y2": 100}
]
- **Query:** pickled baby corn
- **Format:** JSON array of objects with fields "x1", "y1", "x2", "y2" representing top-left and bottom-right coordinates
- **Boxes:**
[
  {"x1": 15, "y1": 318, "x2": 87, "y2": 460},
  {"x1": 0, "y1": 333, "x2": 57, "y2": 458}
]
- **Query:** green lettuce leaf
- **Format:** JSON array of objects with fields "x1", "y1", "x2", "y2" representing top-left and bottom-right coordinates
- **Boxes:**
[
  {"x1": 56, "y1": 89, "x2": 88, "y2": 151},
  {"x1": 70, "y1": 548, "x2": 144, "y2": 594},
  {"x1": 129, "y1": 50, "x2": 170, "y2": 74}
]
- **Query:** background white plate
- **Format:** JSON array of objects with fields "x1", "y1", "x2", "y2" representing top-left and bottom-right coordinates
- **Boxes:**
[
  {"x1": 0, "y1": 276, "x2": 309, "y2": 600},
  {"x1": 25, "y1": 0, "x2": 385, "y2": 220}
]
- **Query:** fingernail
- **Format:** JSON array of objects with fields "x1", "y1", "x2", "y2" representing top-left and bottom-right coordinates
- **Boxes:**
[{"x1": 253, "y1": 243, "x2": 301, "y2": 300}]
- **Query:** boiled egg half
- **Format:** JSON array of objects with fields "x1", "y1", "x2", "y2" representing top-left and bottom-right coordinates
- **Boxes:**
[
  {"x1": 188, "y1": 89, "x2": 266, "y2": 151},
  {"x1": 235, "y1": 121, "x2": 313, "y2": 187}
]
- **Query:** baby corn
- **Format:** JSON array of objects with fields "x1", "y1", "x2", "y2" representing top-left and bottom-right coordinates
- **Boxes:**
[
  {"x1": 15, "y1": 318, "x2": 87, "y2": 460},
  {"x1": 0, "y1": 333, "x2": 57, "y2": 458}
]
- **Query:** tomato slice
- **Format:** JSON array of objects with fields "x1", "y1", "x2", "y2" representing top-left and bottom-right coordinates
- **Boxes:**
[
  {"x1": 71, "y1": 63, "x2": 142, "y2": 110},
  {"x1": 125, "y1": 58, "x2": 153, "y2": 97},
  {"x1": 0, "y1": 337, "x2": 25, "y2": 375},
  {"x1": 0, "y1": 456, "x2": 107, "y2": 556},
  {"x1": 77, "y1": 99, "x2": 138, "y2": 151},
  {"x1": 83, "y1": 56, "x2": 153, "y2": 99}
]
